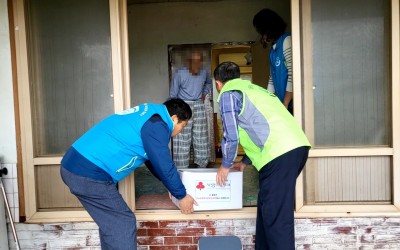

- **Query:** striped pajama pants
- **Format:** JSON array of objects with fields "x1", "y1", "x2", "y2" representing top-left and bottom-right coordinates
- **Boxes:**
[{"x1": 172, "y1": 100, "x2": 209, "y2": 168}]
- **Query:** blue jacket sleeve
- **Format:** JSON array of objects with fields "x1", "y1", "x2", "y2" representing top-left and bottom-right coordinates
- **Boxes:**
[
  {"x1": 141, "y1": 115, "x2": 187, "y2": 200},
  {"x1": 144, "y1": 160, "x2": 160, "y2": 181}
]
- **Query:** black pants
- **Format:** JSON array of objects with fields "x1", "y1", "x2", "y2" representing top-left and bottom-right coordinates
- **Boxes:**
[{"x1": 255, "y1": 146, "x2": 309, "y2": 250}]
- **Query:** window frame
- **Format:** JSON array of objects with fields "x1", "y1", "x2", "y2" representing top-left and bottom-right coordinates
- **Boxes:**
[
  {"x1": 293, "y1": 0, "x2": 400, "y2": 214},
  {"x1": 13, "y1": 0, "x2": 400, "y2": 224},
  {"x1": 14, "y1": 0, "x2": 131, "y2": 222}
]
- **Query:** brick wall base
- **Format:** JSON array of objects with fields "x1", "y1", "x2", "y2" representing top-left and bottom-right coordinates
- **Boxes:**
[{"x1": 6, "y1": 217, "x2": 400, "y2": 249}]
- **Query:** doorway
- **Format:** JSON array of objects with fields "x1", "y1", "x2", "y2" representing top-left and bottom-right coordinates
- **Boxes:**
[{"x1": 168, "y1": 44, "x2": 215, "y2": 166}]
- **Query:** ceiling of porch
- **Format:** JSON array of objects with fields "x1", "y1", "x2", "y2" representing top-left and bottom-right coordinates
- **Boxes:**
[{"x1": 127, "y1": 0, "x2": 223, "y2": 5}]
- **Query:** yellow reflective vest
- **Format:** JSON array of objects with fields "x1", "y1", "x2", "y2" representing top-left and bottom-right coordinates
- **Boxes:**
[{"x1": 217, "y1": 79, "x2": 311, "y2": 171}]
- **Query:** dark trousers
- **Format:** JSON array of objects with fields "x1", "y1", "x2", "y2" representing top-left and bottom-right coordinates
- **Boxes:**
[
  {"x1": 255, "y1": 146, "x2": 309, "y2": 250},
  {"x1": 61, "y1": 167, "x2": 137, "y2": 250}
]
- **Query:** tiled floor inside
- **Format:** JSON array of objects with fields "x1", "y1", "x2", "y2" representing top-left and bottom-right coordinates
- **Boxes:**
[{"x1": 135, "y1": 161, "x2": 259, "y2": 210}]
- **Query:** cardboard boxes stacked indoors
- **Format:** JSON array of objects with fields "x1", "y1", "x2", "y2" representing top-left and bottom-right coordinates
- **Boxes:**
[{"x1": 172, "y1": 168, "x2": 243, "y2": 211}]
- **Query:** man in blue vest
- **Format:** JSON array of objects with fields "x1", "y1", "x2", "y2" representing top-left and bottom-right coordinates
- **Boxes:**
[
  {"x1": 61, "y1": 98, "x2": 197, "y2": 250},
  {"x1": 214, "y1": 62, "x2": 310, "y2": 250}
]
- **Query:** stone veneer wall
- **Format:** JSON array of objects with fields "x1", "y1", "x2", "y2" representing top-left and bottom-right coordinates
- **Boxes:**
[
  {"x1": 5, "y1": 217, "x2": 400, "y2": 249},
  {"x1": 2, "y1": 164, "x2": 400, "y2": 249},
  {"x1": 1, "y1": 163, "x2": 19, "y2": 224}
]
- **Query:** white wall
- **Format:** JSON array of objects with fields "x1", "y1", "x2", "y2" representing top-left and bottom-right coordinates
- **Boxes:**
[
  {"x1": 128, "y1": 0, "x2": 290, "y2": 106},
  {"x1": 0, "y1": 0, "x2": 17, "y2": 164},
  {"x1": 0, "y1": 0, "x2": 13, "y2": 248}
]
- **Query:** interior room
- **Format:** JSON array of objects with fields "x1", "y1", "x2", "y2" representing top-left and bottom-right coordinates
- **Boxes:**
[{"x1": 127, "y1": 0, "x2": 291, "y2": 209}]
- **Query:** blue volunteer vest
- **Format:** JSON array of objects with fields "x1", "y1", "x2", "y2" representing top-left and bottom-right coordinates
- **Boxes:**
[
  {"x1": 72, "y1": 103, "x2": 173, "y2": 182},
  {"x1": 270, "y1": 32, "x2": 291, "y2": 107}
]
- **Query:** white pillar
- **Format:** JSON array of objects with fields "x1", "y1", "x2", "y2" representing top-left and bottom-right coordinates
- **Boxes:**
[{"x1": 0, "y1": 0, "x2": 16, "y2": 248}]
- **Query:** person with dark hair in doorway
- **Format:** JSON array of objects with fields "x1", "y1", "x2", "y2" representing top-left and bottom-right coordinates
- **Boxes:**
[
  {"x1": 213, "y1": 61, "x2": 310, "y2": 250},
  {"x1": 253, "y1": 8, "x2": 294, "y2": 114},
  {"x1": 60, "y1": 98, "x2": 197, "y2": 250}
]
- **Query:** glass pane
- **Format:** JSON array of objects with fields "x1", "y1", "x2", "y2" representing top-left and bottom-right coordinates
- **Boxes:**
[
  {"x1": 242, "y1": 165, "x2": 259, "y2": 207},
  {"x1": 36, "y1": 165, "x2": 83, "y2": 210},
  {"x1": 135, "y1": 167, "x2": 174, "y2": 210},
  {"x1": 311, "y1": 0, "x2": 391, "y2": 147},
  {"x1": 304, "y1": 156, "x2": 392, "y2": 204},
  {"x1": 26, "y1": 0, "x2": 114, "y2": 156}
]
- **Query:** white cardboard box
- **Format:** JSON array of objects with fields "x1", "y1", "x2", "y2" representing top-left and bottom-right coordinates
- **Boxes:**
[{"x1": 172, "y1": 168, "x2": 243, "y2": 211}]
